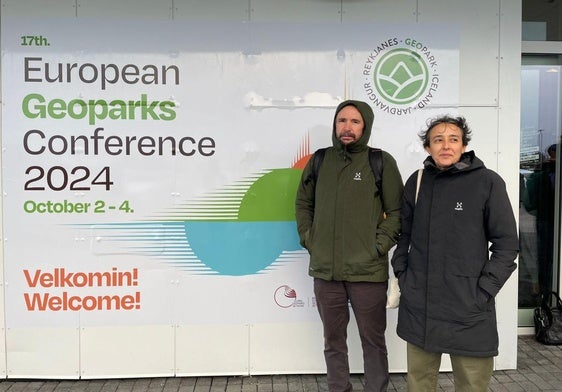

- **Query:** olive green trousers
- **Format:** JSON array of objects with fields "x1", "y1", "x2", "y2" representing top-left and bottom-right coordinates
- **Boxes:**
[{"x1": 406, "y1": 343, "x2": 493, "y2": 392}]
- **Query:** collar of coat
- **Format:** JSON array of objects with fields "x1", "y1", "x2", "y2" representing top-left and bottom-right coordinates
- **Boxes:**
[{"x1": 423, "y1": 150, "x2": 484, "y2": 173}]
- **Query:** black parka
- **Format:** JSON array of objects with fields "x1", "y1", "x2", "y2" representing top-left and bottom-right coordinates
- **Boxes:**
[
  {"x1": 295, "y1": 100, "x2": 404, "y2": 282},
  {"x1": 391, "y1": 151, "x2": 518, "y2": 357}
]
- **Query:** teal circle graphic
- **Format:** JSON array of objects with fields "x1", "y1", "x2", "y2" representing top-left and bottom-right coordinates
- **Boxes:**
[{"x1": 373, "y1": 48, "x2": 429, "y2": 105}]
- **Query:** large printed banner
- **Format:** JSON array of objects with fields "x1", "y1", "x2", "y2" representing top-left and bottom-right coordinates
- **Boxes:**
[{"x1": 1, "y1": 18, "x2": 458, "y2": 328}]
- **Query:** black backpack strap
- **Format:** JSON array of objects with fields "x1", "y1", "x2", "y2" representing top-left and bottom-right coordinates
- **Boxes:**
[
  {"x1": 304, "y1": 148, "x2": 327, "y2": 186},
  {"x1": 368, "y1": 148, "x2": 383, "y2": 197}
]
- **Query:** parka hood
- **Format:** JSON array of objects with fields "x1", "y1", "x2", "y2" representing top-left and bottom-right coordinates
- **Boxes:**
[{"x1": 332, "y1": 100, "x2": 374, "y2": 154}]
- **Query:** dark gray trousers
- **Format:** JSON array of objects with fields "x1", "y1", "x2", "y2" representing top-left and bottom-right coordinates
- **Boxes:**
[{"x1": 314, "y1": 278, "x2": 389, "y2": 392}]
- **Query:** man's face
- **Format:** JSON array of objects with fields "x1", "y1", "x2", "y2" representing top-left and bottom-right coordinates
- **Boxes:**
[
  {"x1": 335, "y1": 105, "x2": 364, "y2": 145},
  {"x1": 425, "y1": 122, "x2": 467, "y2": 170}
]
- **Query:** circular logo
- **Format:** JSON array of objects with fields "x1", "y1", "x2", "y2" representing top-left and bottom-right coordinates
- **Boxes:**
[
  {"x1": 274, "y1": 285, "x2": 297, "y2": 308},
  {"x1": 373, "y1": 48, "x2": 429, "y2": 105}
]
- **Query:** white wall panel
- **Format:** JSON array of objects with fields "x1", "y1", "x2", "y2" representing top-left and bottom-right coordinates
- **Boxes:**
[
  {"x1": 249, "y1": 323, "x2": 325, "y2": 374},
  {"x1": 457, "y1": 106, "x2": 500, "y2": 172},
  {"x1": 498, "y1": 0, "x2": 523, "y2": 179},
  {"x1": 1, "y1": 0, "x2": 77, "y2": 17},
  {"x1": 0, "y1": 99, "x2": 4, "y2": 382},
  {"x1": 342, "y1": 0, "x2": 417, "y2": 22},
  {"x1": 6, "y1": 327, "x2": 79, "y2": 378},
  {"x1": 76, "y1": 0, "x2": 172, "y2": 19},
  {"x1": 250, "y1": 0, "x2": 341, "y2": 22},
  {"x1": 80, "y1": 325, "x2": 175, "y2": 379},
  {"x1": 495, "y1": 0, "x2": 522, "y2": 370},
  {"x1": 174, "y1": 0, "x2": 249, "y2": 21},
  {"x1": 0, "y1": 89, "x2": 5, "y2": 378},
  {"x1": 175, "y1": 324, "x2": 250, "y2": 376},
  {"x1": 419, "y1": 0, "x2": 501, "y2": 106}
]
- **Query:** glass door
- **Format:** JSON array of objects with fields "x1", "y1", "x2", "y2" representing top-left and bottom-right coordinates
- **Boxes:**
[{"x1": 518, "y1": 56, "x2": 562, "y2": 326}]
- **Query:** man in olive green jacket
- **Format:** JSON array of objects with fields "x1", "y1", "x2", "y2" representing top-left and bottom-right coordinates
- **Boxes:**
[{"x1": 295, "y1": 100, "x2": 403, "y2": 392}]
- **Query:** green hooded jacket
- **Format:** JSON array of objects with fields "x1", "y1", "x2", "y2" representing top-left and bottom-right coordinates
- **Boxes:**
[{"x1": 295, "y1": 100, "x2": 404, "y2": 282}]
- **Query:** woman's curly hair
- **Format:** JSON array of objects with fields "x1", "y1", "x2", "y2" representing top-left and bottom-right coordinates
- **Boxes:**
[{"x1": 418, "y1": 115, "x2": 472, "y2": 148}]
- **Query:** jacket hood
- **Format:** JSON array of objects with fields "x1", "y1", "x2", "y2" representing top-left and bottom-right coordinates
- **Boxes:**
[
  {"x1": 332, "y1": 100, "x2": 373, "y2": 154},
  {"x1": 423, "y1": 150, "x2": 484, "y2": 173}
]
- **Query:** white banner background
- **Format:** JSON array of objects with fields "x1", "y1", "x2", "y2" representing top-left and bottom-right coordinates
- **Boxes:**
[{"x1": 2, "y1": 18, "x2": 459, "y2": 329}]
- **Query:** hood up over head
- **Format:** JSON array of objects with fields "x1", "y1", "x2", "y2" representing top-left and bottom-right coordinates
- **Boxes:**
[{"x1": 332, "y1": 100, "x2": 374, "y2": 153}]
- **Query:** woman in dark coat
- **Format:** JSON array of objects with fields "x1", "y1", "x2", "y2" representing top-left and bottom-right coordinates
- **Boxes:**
[{"x1": 391, "y1": 115, "x2": 518, "y2": 392}]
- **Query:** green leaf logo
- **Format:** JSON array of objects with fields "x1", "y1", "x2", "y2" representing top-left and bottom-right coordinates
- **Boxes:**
[{"x1": 373, "y1": 48, "x2": 429, "y2": 105}]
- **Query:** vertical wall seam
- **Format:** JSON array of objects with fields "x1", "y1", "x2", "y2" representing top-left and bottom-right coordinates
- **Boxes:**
[{"x1": 496, "y1": 0, "x2": 503, "y2": 167}]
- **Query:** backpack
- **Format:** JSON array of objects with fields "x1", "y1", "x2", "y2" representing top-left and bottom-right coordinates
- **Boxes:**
[{"x1": 305, "y1": 147, "x2": 384, "y2": 197}]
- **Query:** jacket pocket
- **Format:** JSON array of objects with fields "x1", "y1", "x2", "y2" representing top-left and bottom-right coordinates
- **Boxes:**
[
  {"x1": 303, "y1": 223, "x2": 317, "y2": 250},
  {"x1": 442, "y1": 274, "x2": 491, "y2": 320}
]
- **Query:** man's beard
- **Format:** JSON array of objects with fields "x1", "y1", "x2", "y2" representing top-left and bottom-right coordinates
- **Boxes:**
[{"x1": 339, "y1": 132, "x2": 356, "y2": 142}]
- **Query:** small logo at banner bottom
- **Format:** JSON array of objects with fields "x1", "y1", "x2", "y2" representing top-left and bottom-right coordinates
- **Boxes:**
[{"x1": 274, "y1": 285, "x2": 297, "y2": 308}]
